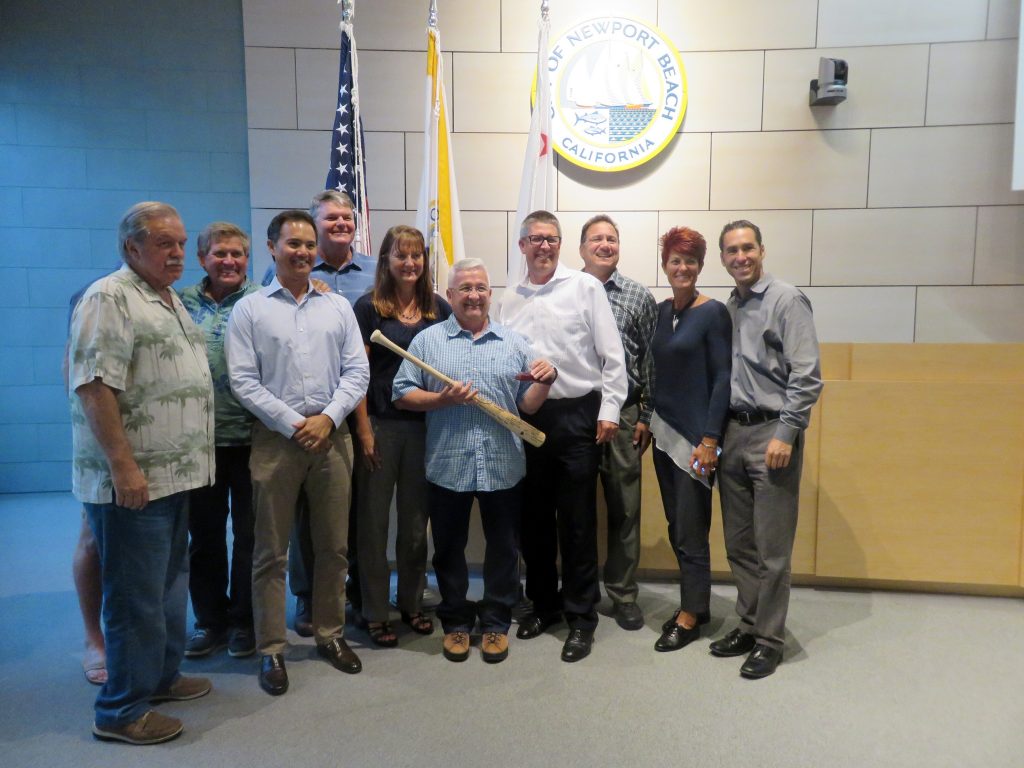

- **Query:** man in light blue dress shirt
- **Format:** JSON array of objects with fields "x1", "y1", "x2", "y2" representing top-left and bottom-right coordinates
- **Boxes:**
[
  {"x1": 392, "y1": 258, "x2": 556, "y2": 664},
  {"x1": 226, "y1": 210, "x2": 369, "y2": 696},
  {"x1": 261, "y1": 190, "x2": 375, "y2": 635}
]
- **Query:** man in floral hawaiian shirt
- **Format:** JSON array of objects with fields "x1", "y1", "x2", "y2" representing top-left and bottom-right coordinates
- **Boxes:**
[{"x1": 69, "y1": 201, "x2": 216, "y2": 745}]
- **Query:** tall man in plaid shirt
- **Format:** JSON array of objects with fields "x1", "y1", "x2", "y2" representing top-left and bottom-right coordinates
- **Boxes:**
[{"x1": 579, "y1": 215, "x2": 657, "y2": 631}]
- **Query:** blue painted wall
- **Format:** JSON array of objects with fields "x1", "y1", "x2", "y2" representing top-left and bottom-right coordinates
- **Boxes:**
[{"x1": 0, "y1": 0, "x2": 251, "y2": 492}]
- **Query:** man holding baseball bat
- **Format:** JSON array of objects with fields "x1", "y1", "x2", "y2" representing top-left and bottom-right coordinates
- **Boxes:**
[
  {"x1": 499, "y1": 210, "x2": 628, "y2": 663},
  {"x1": 392, "y1": 258, "x2": 556, "y2": 664}
]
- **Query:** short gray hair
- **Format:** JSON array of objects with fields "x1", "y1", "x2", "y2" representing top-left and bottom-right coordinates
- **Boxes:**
[
  {"x1": 519, "y1": 210, "x2": 561, "y2": 239},
  {"x1": 118, "y1": 201, "x2": 180, "y2": 261},
  {"x1": 448, "y1": 257, "x2": 489, "y2": 287},
  {"x1": 309, "y1": 190, "x2": 355, "y2": 218}
]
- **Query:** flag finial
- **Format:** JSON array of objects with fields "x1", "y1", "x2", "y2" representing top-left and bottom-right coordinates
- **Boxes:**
[
  {"x1": 340, "y1": 0, "x2": 353, "y2": 24},
  {"x1": 428, "y1": 0, "x2": 438, "y2": 28},
  {"x1": 541, "y1": 1, "x2": 550, "y2": 21}
]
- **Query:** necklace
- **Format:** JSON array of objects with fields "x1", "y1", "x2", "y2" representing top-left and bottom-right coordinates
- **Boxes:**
[
  {"x1": 671, "y1": 291, "x2": 699, "y2": 331},
  {"x1": 672, "y1": 290, "x2": 699, "y2": 314},
  {"x1": 397, "y1": 303, "x2": 421, "y2": 322}
]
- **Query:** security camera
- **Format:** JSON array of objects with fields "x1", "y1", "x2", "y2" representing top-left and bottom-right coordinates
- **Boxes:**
[{"x1": 809, "y1": 57, "x2": 848, "y2": 106}]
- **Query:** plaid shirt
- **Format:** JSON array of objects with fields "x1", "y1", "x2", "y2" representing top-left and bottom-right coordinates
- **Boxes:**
[
  {"x1": 392, "y1": 316, "x2": 534, "y2": 493},
  {"x1": 603, "y1": 269, "x2": 657, "y2": 424}
]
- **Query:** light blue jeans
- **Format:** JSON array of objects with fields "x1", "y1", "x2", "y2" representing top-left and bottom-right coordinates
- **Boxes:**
[{"x1": 85, "y1": 491, "x2": 189, "y2": 727}]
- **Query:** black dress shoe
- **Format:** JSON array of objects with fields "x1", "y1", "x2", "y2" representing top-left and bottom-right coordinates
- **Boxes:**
[
  {"x1": 709, "y1": 627, "x2": 757, "y2": 657},
  {"x1": 258, "y1": 654, "x2": 288, "y2": 696},
  {"x1": 654, "y1": 623, "x2": 700, "y2": 652},
  {"x1": 560, "y1": 628, "x2": 593, "y2": 663},
  {"x1": 662, "y1": 609, "x2": 711, "y2": 633},
  {"x1": 613, "y1": 602, "x2": 644, "y2": 631},
  {"x1": 294, "y1": 596, "x2": 313, "y2": 638},
  {"x1": 515, "y1": 613, "x2": 559, "y2": 640},
  {"x1": 317, "y1": 637, "x2": 362, "y2": 674},
  {"x1": 740, "y1": 643, "x2": 782, "y2": 679}
]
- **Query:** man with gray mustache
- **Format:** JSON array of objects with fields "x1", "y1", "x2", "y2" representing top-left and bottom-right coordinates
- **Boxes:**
[{"x1": 69, "y1": 201, "x2": 216, "y2": 745}]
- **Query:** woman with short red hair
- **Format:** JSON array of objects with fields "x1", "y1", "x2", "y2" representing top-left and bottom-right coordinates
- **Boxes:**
[{"x1": 649, "y1": 226, "x2": 732, "y2": 653}]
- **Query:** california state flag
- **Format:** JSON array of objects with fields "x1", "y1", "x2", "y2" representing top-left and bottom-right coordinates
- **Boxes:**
[
  {"x1": 416, "y1": 21, "x2": 465, "y2": 291},
  {"x1": 508, "y1": 11, "x2": 555, "y2": 287}
]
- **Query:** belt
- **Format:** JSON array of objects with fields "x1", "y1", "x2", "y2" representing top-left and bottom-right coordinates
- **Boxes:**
[{"x1": 729, "y1": 409, "x2": 780, "y2": 426}]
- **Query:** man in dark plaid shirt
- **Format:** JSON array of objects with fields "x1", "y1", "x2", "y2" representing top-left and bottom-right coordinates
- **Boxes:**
[{"x1": 579, "y1": 214, "x2": 657, "y2": 630}]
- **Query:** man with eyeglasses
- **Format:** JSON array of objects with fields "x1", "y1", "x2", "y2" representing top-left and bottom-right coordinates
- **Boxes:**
[
  {"x1": 578, "y1": 215, "x2": 657, "y2": 631},
  {"x1": 499, "y1": 210, "x2": 627, "y2": 662}
]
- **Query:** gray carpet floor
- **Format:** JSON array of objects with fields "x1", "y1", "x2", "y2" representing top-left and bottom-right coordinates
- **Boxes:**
[{"x1": 1, "y1": 492, "x2": 1022, "y2": 768}]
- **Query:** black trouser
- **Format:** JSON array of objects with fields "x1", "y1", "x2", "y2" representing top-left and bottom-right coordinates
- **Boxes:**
[
  {"x1": 521, "y1": 392, "x2": 602, "y2": 631},
  {"x1": 429, "y1": 481, "x2": 522, "y2": 634},
  {"x1": 652, "y1": 447, "x2": 712, "y2": 621},
  {"x1": 187, "y1": 444, "x2": 254, "y2": 631}
]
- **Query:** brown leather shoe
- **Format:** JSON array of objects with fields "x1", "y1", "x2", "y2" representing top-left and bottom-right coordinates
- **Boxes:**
[
  {"x1": 480, "y1": 632, "x2": 508, "y2": 664},
  {"x1": 317, "y1": 637, "x2": 362, "y2": 674},
  {"x1": 92, "y1": 710, "x2": 183, "y2": 745},
  {"x1": 442, "y1": 631, "x2": 470, "y2": 662},
  {"x1": 150, "y1": 674, "x2": 212, "y2": 703}
]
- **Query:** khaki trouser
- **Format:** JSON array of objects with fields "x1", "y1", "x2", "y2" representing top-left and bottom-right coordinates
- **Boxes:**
[{"x1": 250, "y1": 421, "x2": 352, "y2": 655}]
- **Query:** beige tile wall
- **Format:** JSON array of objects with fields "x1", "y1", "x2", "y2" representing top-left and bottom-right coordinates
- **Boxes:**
[
  {"x1": 242, "y1": 0, "x2": 1024, "y2": 343},
  {"x1": 925, "y1": 40, "x2": 1018, "y2": 126},
  {"x1": 816, "y1": 0, "x2": 989, "y2": 47}
]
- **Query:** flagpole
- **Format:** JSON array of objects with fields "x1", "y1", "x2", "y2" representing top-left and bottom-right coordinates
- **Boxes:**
[{"x1": 427, "y1": 0, "x2": 440, "y2": 280}]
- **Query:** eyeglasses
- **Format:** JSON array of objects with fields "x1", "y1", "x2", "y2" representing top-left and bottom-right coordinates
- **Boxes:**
[
  {"x1": 525, "y1": 234, "x2": 561, "y2": 246},
  {"x1": 455, "y1": 284, "x2": 489, "y2": 295}
]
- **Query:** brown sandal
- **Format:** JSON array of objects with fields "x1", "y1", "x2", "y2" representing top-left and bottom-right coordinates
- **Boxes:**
[
  {"x1": 400, "y1": 611, "x2": 434, "y2": 635},
  {"x1": 367, "y1": 621, "x2": 398, "y2": 647}
]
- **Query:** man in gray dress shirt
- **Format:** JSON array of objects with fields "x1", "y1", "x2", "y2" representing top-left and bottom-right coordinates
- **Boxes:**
[{"x1": 710, "y1": 220, "x2": 822, "y2": 679}]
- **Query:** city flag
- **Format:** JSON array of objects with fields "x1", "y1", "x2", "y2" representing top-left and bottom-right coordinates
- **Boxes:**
[
  {"x1": 325, "y1": 12, "x2": 373, "y2": 256},
  {"x1": 508, "y1": 9, "x2": 555, "y2": 286},
  {"x1": 415, "y1": 19, "x2": 464, "y2": 289}
]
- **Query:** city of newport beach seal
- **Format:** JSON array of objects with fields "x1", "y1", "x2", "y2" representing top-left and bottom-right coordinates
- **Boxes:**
[{"x1": 539, "y1": 16, "x2": 687, "y2": 173}]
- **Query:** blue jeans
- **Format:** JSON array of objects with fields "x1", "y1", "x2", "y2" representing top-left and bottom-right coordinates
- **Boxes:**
[{"x1": 85, "y1": 491, "x2": 189, "y2": 727}]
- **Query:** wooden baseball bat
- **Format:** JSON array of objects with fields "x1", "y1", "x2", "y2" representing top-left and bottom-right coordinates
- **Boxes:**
[{"x1": 370, "y1": 329, "x2": 546, "y2": 447}]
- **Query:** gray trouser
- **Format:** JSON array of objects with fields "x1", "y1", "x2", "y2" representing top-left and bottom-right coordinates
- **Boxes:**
[
  {"x1": 717, "y1": 419, "x2": 803, "y2": 650},
  {"x1": 355, "y1": 418, "x2": 428, "y2": 623},
  {"x1": 598, "y1": 403, "x2": 642, "y2": 604},
  {"x1": 250, "y1": 422, "x2": 352, "y2": 655}
]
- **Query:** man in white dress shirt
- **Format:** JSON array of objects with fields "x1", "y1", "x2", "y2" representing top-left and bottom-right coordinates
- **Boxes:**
[
  {"x1": 498, "y1": 210, "x2": 627, "y2": 662},
  {"x1": 226, "y1": 210, "x2": 369, "y2": 696}
]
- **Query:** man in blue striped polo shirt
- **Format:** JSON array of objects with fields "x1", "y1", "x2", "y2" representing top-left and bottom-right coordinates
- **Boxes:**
[{"x1": 392, "y1": 258, "x2": 556, "y2": 664}]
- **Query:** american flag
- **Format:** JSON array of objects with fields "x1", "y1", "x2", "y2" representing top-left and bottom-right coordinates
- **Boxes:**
[{"x1": 325, "y1": 17, "x2": 372, "y2": 255}]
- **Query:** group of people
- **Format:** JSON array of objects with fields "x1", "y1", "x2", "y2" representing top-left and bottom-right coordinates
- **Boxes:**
[{"x1": 67, "y1": 191, "x2": 821, "y2": 746}]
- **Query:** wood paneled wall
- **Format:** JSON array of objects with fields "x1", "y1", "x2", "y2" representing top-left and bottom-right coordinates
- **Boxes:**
[{"x1": 638, "y1": 343, "x2": 1024, "y2": 593}]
